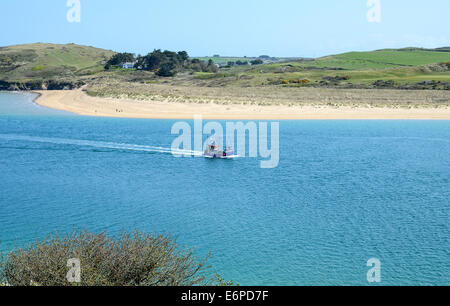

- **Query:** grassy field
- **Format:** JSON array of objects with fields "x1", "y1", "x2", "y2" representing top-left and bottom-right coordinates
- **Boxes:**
[
  {"x1": 0, "y1": 43, "x2": 114, "y2": 81},
  {"x1": 215, "y1": 63, "x2": 450, "y2": 88},
  {"x1": 197, "y1": 48, "x2": 450, "y2": 88},
  {"x1": 297, "y1": 48, "x2": 450, "y2": 70}
]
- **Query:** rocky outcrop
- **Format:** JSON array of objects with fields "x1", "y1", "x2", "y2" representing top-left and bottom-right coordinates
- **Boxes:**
[{"x1": 0, "y1": 79, "x2": 85, "y2": 91}]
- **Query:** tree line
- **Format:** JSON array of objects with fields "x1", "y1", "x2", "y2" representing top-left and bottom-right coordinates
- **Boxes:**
[
  {"x1": 105, "y1": 50, "x2": 218, "y2": 77},
  {"x1": 226, "y1": 59, "x2": 263, "y2": 67}
]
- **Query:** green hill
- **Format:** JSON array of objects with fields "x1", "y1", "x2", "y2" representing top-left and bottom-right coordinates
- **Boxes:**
[
  {"x1": 0, "y1": 43, "x2": 115, "y2": 81},
  {"x1": 301, "y1": 48, "x2": 450, "y2": 70},
  {"x1": 0, "y1": 43, "x2": 449, "y2": 91}
]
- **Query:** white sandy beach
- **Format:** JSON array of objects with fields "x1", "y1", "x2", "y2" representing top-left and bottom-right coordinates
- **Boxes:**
[{"x1": 34, "y1": 89, "x2": 450, "y2": 120}]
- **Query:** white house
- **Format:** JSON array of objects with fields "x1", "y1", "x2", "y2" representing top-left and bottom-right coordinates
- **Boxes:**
[{"x1": 121, "y1": 62, "x2": 135, "y2": 69}]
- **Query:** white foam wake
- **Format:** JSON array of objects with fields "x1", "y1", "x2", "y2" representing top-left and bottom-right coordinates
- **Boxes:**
[{"x1": 0, "y1": 134, "x2": 203, "y2": 156}]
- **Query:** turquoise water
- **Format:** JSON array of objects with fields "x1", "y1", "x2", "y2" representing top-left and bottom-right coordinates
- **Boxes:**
[{"x1": 0, "y1": 92, "x2": 449, "y2": 286}]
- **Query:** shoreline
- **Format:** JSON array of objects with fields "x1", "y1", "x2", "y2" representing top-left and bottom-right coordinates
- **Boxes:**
[{"x1": 33, "y1": 89, "x2": 450, "y2": 120}]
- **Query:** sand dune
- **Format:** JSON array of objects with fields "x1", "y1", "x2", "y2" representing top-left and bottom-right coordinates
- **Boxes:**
[{"x1": 34, "y1": 89, "x2": 450, "y2": 120}]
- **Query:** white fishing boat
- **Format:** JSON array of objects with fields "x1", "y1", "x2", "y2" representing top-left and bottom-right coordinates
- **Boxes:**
[{"x1": 204, "y1": 141, "x2": 238, "y2": 159}]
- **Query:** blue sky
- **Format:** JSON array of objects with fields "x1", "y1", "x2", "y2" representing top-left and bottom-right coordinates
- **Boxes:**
[{"x1": 1, "y1": 0, "x2": 449, "y2": 57}]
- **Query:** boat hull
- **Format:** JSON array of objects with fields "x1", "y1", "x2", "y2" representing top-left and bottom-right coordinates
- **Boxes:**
[{"x1": 204, "y1": 154, "x2": 239, "y2": 159}]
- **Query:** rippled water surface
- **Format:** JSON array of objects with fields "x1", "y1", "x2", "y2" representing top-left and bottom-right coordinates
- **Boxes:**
[{"x1": 0, "y1": 92, "x2": 449, "y2": 285}]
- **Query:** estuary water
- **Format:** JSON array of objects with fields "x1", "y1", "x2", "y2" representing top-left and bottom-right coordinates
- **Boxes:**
[{"x1": 0, "y1": 92, "x2": 449, "y2": 285}]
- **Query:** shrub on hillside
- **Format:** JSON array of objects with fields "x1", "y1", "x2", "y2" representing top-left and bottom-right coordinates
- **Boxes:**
[
  {"x1": 156, "y1": 63, "x2": 177, "y2": 77},
  {"x1": 0, "y1": 230, "x2": 210, "y2": 286},
  {"x1": 440, "y1": 62, "x2": 450, "y2": 69},
  {"x1": 31, "y1": 65, "x2": 44, "y2": 71},
  {"x1": 250, "y1": 59, "x2": 263, "y2": 65}
]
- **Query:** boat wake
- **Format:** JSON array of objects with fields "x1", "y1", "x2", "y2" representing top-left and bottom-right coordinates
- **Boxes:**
[{"x1": 0, "y1": 134, "x2": 203, "y2": 157}]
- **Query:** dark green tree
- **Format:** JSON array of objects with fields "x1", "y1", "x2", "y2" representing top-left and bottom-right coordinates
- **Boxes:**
[
  {"x1": 235, "y1": 60, "x2": 248, "y2": 66},
  {"x1": 250, "y1": 59, "x2": 264, "y2": 65},
  {"x1": 138, "y1": 50, "x2": 190, "y2": 75},
  {"x1": 156, "y1": 62, "x2": 177, "y2": 77},
  {"x1": 105, "y1": 53, "x2": 135, "y2": 69}
]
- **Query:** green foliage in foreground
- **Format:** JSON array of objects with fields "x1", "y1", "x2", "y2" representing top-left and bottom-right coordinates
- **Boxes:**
[
  {"x1": 0, "y1": 231, "x2": 213, "y2": 286},
  {"x1": 216, "y1": 274, "x2": 240, "y2": 286}
]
